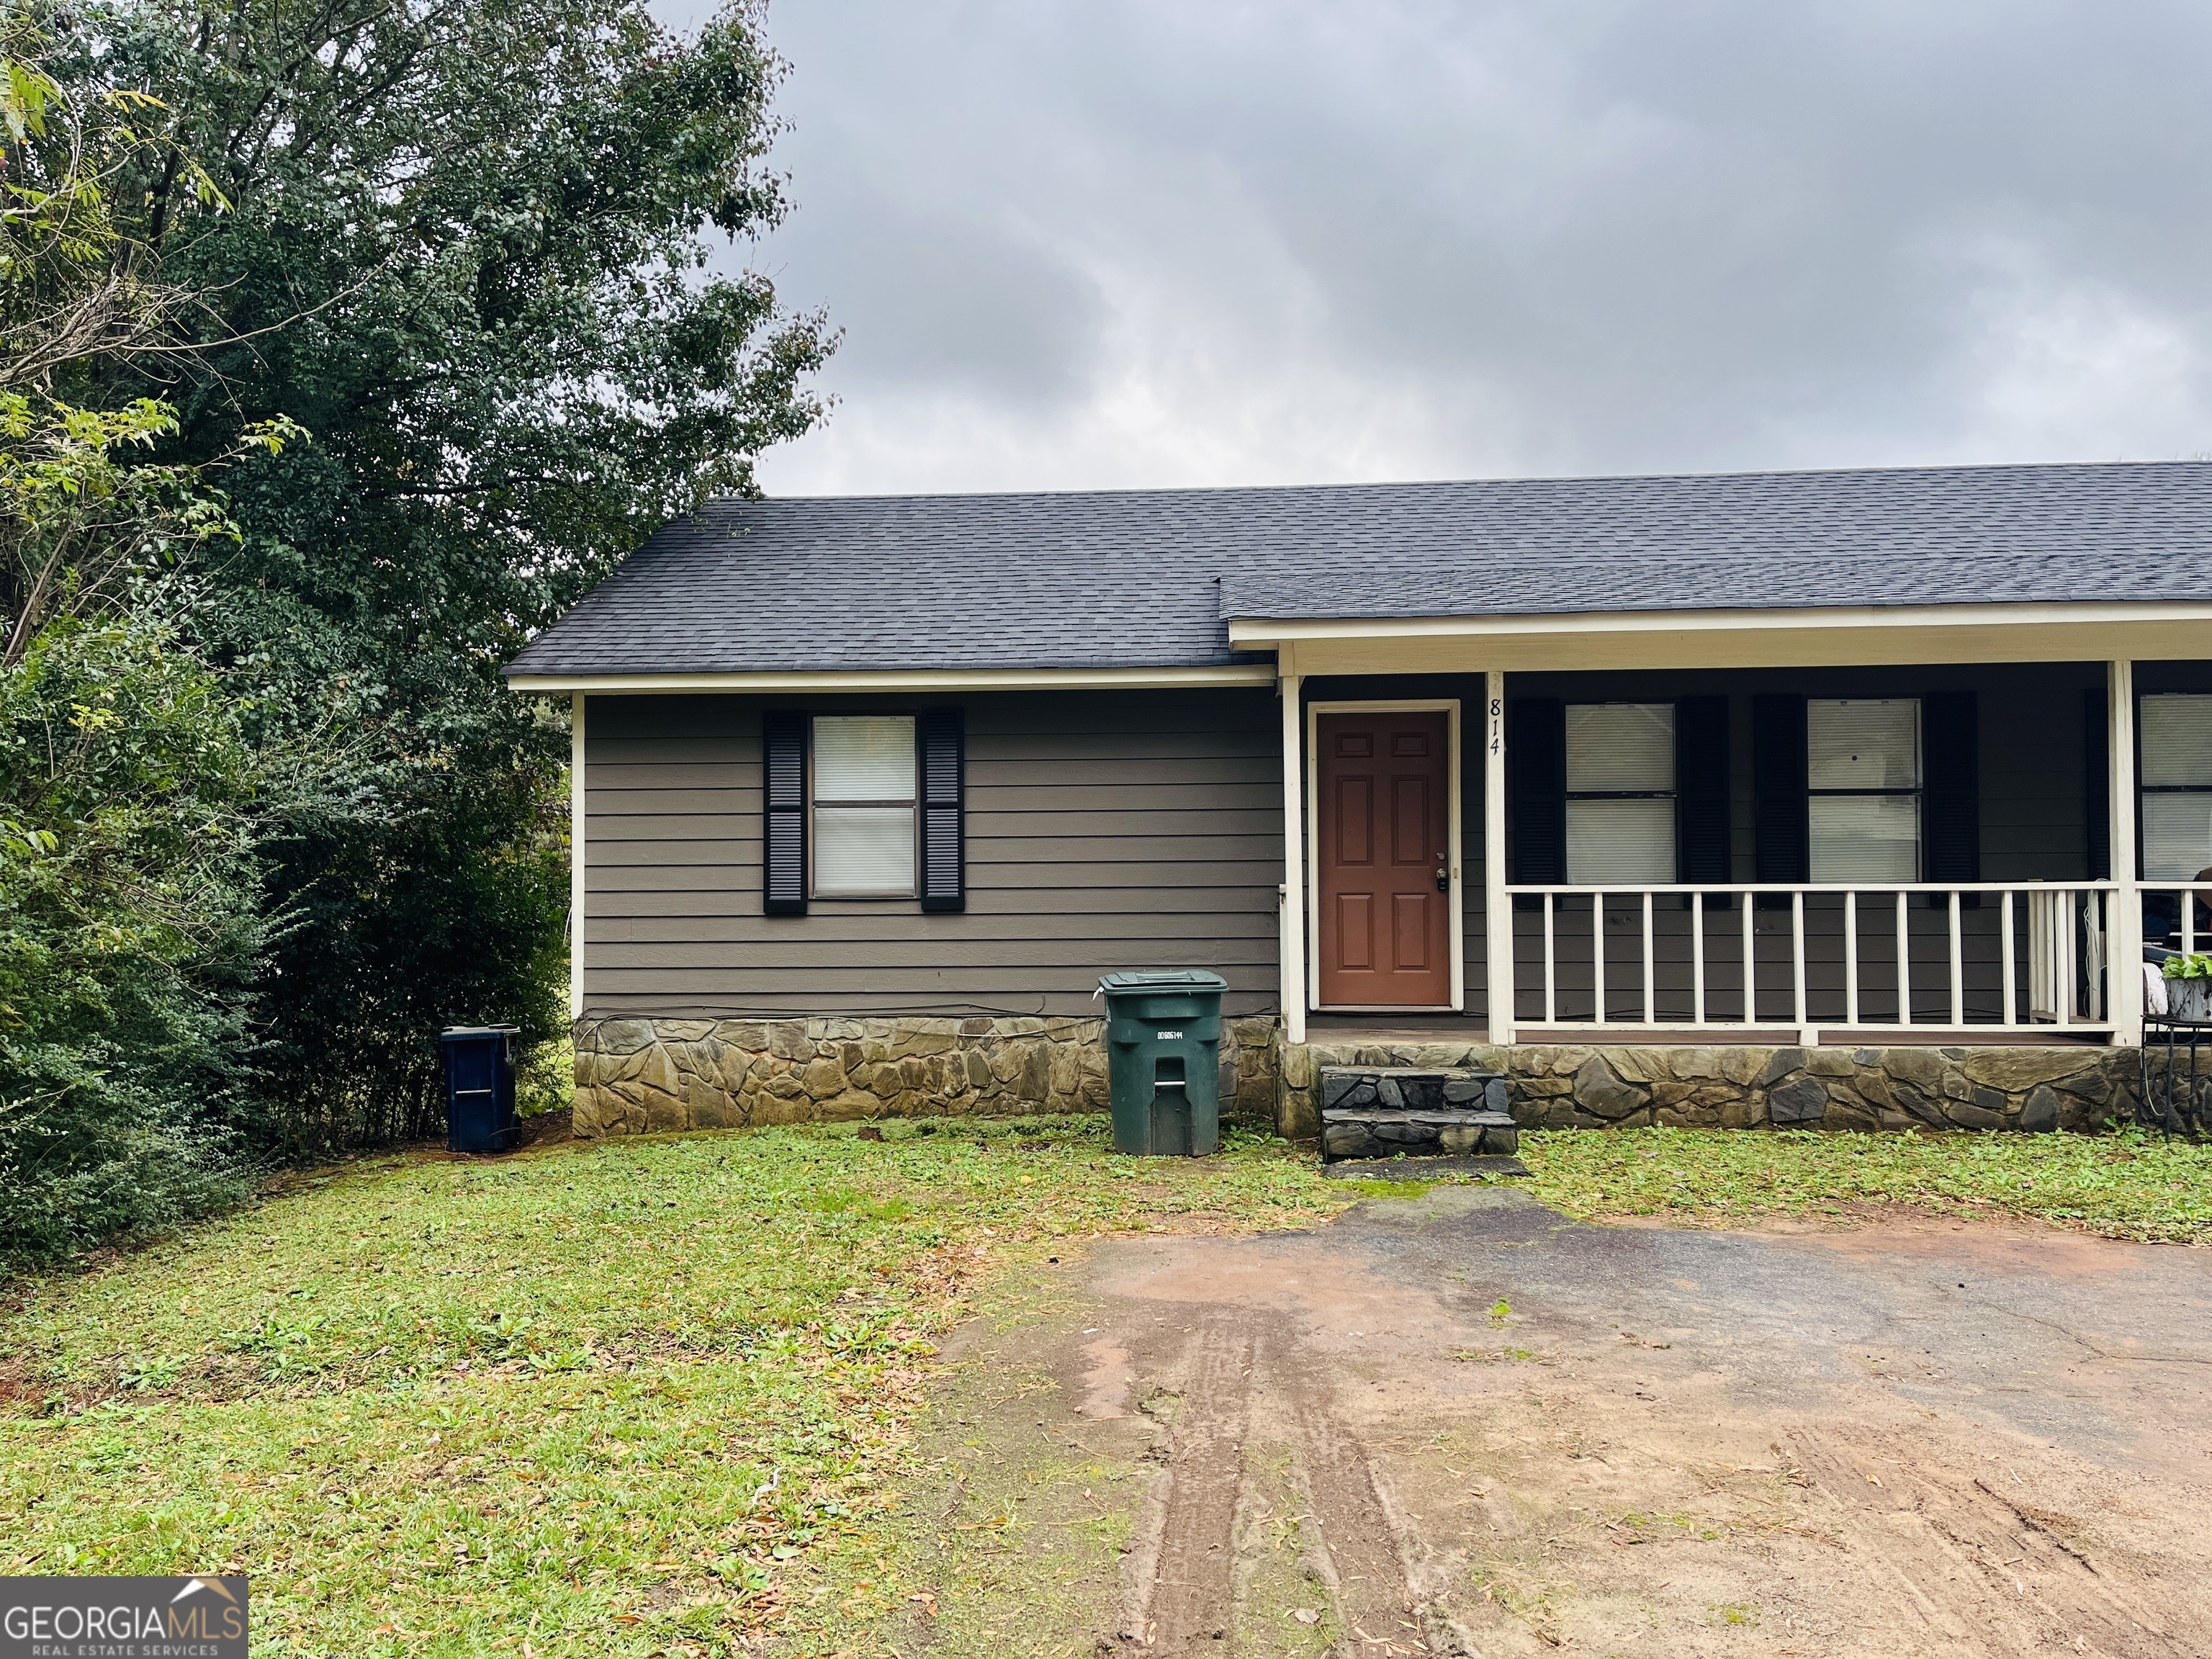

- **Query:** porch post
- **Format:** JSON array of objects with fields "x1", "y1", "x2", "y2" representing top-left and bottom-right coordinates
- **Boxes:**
[
  {"x1": 2109, "y1": 660, "x2": 2142, "y2": 1044},
  {"x1": 1280, "y1": 650, "x2": 1307, "y2": 1045},
  {"x1": 570, "y1": 690, "x2": 587, "y2": 1020},
  {"x1": 1484, "y1": 670, "x2": 1515, "y2": 1045}
]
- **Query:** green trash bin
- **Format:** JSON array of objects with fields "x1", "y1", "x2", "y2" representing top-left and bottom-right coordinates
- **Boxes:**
[{"x1": 1097, "y1": 969, "x2": 1228, "y2": 1156}]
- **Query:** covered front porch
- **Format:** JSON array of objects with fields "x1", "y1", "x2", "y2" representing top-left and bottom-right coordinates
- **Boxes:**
[{"x1": 1250, "y1": 601, "x2": 2212, "y2": 1065}]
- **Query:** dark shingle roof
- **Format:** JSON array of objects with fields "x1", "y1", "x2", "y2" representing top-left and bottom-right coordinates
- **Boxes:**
[{"x1": 505, "y1": 461, "x2": 2212, "y2": 677}]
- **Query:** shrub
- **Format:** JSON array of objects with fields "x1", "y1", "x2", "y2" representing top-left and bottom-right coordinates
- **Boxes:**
[{"x1": 0, "y1": 620, "x2": 265, "y2": 1261}]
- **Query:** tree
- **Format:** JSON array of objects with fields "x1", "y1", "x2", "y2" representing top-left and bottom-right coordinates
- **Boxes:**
[
  {"x1": 0, "y1": 14, "x2": 293, "y2": 1257},
  {"x1": 84, "y1": 0, "x2": 833, "y2": 1146},
  {"x1": 1, "y1": 11, "x2": 284, "y2": 662}
]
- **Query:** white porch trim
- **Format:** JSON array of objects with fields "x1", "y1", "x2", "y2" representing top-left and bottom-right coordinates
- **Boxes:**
[
  {"x1": 1484, "y1": 671, "x2": 1513, "y2": 1044},
  {"x1": 2110, "y1": 660, "x2": 2142, "y2": 1045},
  {"x1": 1278, "y1": 650, "x2": 1305, "y2": 1044},
  {"x1": 570, "y1": 690, "x2": 586, "y2": 1020}
]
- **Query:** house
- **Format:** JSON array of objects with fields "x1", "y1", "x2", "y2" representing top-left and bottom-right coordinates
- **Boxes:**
[{"x1": 505, "y1": 460, "x2": 2212, "y2": 1139}]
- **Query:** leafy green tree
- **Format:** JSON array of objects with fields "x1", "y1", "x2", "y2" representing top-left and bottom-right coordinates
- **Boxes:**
[
  {"x1": 0, "y1": 21, "x2": 290, "y2": 1257},
  {"x1": 1, "y1": 14, "x2": 278, "y2": 662},
  {"x1": 86, "y1": 0, "x2": 832, "y2": 1146}
]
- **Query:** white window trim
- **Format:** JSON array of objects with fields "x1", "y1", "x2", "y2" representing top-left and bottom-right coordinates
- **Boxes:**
[
  {"x1": 808, "y1": 714, "x2": 920, "y2": 901},
  {"x1": 1563, "y1": 700, "x2": 1678, "y2": 886},
  {"x1": 1304, "y1": 698, "x2": 1465, "y2": 1014},
  {"x1": 1807, "y1": 696, "x2": 1923, "y2": 884}
]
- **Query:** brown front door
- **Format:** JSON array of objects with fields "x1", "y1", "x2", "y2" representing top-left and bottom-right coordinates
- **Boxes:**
[{"x1": 1316, "y1": 709, "x2": 1453, "y2": 1007}]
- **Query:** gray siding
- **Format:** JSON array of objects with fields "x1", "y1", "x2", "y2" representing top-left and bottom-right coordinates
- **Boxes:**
[
  {"x1": 583, "y1": 665, "x2": 2135, "y2": 1030},
  {"x1": 584, "y1": 689, "x2": 1284, "y2": 1017}
]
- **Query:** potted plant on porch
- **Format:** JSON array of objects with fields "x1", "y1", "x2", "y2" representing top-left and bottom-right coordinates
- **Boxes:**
[{"x1": 2161, "y1": 953, "x2": 2212, "y2": 1020}]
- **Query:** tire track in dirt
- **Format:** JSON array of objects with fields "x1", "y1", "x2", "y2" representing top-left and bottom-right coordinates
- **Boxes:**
[
  {"x1": 1784, "y1": 1426, "x2": 2194, "y2": 1658},
  {"x1": 1115, "y1": 1309, "x2": 1465, "y2": 1656},
  {"x1": 1122, "y1": 1314, "x2": 1259, "y2": 1653},
  {"x1": 1266, "y1": 1331, "x2": 1465, "y2": 1657}
]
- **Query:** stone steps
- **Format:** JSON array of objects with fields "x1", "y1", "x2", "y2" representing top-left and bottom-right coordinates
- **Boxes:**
[
  {"x1": 1318, "y1": 1066, "x2": 1519, "y2": 1160},
  {"x1": 1321, "y1": 1065, "x2": 1508, "y2": 1113}
]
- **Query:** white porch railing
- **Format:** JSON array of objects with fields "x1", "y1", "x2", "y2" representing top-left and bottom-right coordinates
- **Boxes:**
[{"x1": 1506, "y1": 882, "x2": 2118, "y2": 1034}]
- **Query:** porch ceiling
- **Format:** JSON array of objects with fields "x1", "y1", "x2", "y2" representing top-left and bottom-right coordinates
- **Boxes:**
[{"x1": 1234, "y1": 601, "x2": 2212, "y2": 675}]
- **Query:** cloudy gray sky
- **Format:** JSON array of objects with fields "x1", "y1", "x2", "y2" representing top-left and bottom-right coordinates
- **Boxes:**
[{"x1": 665, "y1": 1, "x2": 2212, "y2": 497}]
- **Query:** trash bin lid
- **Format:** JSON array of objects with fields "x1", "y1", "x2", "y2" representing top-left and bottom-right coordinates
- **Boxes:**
[
  {"x1": 440, "y1": 1025, "x2": 522, "y2": 1042},
  {"x1": 1097, "y1": 969, "x2": 1228, "y2": 994}
]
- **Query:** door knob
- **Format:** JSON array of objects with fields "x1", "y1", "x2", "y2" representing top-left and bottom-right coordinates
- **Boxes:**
[{"x1": 1435, "y1": 868, "x2": 1449, "y2": 892}]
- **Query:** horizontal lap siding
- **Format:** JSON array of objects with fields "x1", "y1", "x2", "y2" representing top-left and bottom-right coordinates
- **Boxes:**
[{"x1": 583, "y1": 690, "x2": 1284, "y2": 1017}]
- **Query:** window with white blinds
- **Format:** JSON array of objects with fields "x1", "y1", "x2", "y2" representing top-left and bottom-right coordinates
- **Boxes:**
[
  {"x1": 811, "y1": 715, "x2": 917, "y2": 896},
  {"x1": 1807, "y1": 698, "x2": 1920, "y2": 881},
  {"x1": 2140, "y1": 693, "x2": 2212, "y2": 881},
  {"x1": 1565, "y1": 703, "x2": 1675, "y2": 883}
]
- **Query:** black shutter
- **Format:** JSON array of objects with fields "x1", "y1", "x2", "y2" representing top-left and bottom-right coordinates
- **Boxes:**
[
  {"x1": 1923, "y1": 691, "x2": 1979, "y2": 884},
  {"x1": 1507, "y1": 698, "x2": 1566, "y2": 884},
  {"x1": 1752, "y1": 693, "x2": 1809, "y2": 884},
  {"x1": 1675, "y1": 696, "x2": 1730, "y2": 884},
  {"x1": 918, "y1": 706, "x2": 965, "y2": 912},
  {"x1": 763, "y1": 711, "x2": 806, "y2": 916},
  {"x1": 2083, "y1": 685, "x2": 2110, "y2": 880}
]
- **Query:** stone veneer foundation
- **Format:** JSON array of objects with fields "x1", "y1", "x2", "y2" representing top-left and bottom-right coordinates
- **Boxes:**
[
  {"x1": 1276, "y1": 1039, "x2": 2141, "y2": 1139},
  {"x1": 570, "y1": 1015, "x2": 1282, "y2": 1136},
  {"x1": 572, "y1": 1017, "x2": 2144, "y2": 1141}
]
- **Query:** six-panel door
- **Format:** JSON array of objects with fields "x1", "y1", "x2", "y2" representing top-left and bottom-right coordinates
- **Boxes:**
[{"x1": 1316, "y1": 710, "x2": 1452, "y2": 1007}]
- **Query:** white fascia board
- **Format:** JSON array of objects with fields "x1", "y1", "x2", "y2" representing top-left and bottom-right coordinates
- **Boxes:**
[
  {"x1": 1229, "y1": 601, "x2": 2212, "y2": 673},
  {"x1": 1231, "y1": 599, "x2": 2212, "y2": 643},
  {"x1": 505, "y1": 664, "x2": 1278, "y2": 695}
]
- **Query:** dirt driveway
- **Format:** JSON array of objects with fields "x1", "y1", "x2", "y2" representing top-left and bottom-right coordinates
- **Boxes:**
[{"x1": 891, "y1": 1187, "x2": 2212, "y2": 1658}]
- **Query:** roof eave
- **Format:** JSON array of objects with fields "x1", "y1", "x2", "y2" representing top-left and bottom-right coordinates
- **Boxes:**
[
  {"x1": 501, "y1": 662, "x2": 1280, "y2": 695},
  {"x1": 1236, "y1": 599, "x2": 2212, "y2": 677}
]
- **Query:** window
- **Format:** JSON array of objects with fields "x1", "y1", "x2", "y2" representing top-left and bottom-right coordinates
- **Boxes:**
[
  {"x1": 811, "y1": 715, "x2": 915, "y2": 897},
  {"x1": 2139, "y1": 693, "x2": 2212, "y2": 881},
  {"x1": 1565, "y1": 703, "x2": 1675, "y2": 883},
  {"x1": 1807, "y1": 698, "x2": 1919, "y2": 881}
]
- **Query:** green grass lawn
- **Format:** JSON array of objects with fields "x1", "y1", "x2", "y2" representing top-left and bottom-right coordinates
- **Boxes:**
[
  {"x1": 1, "y1": 1115, "x2": 2203, "y2": 1658},
  {"x1": 0, "y1": 1118, "x2": 1347, "y2": 1658},
  {"x1": 1521, "y1": 1123, "x2": 2212, "y2": 1243}
]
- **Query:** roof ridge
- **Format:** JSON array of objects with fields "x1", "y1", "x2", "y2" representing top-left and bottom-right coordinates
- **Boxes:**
[{"x1": 728, "y1": 457, "x2": 2211, "y2": 511}]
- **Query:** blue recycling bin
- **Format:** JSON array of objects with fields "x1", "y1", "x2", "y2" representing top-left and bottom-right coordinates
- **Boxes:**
[
  {"x1": 1099, "y1": 970, "x2": 1228, "y2": 1156},
  {"x1": 442, "y1": 1025, "x2": 521, "y2": 1153}
]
